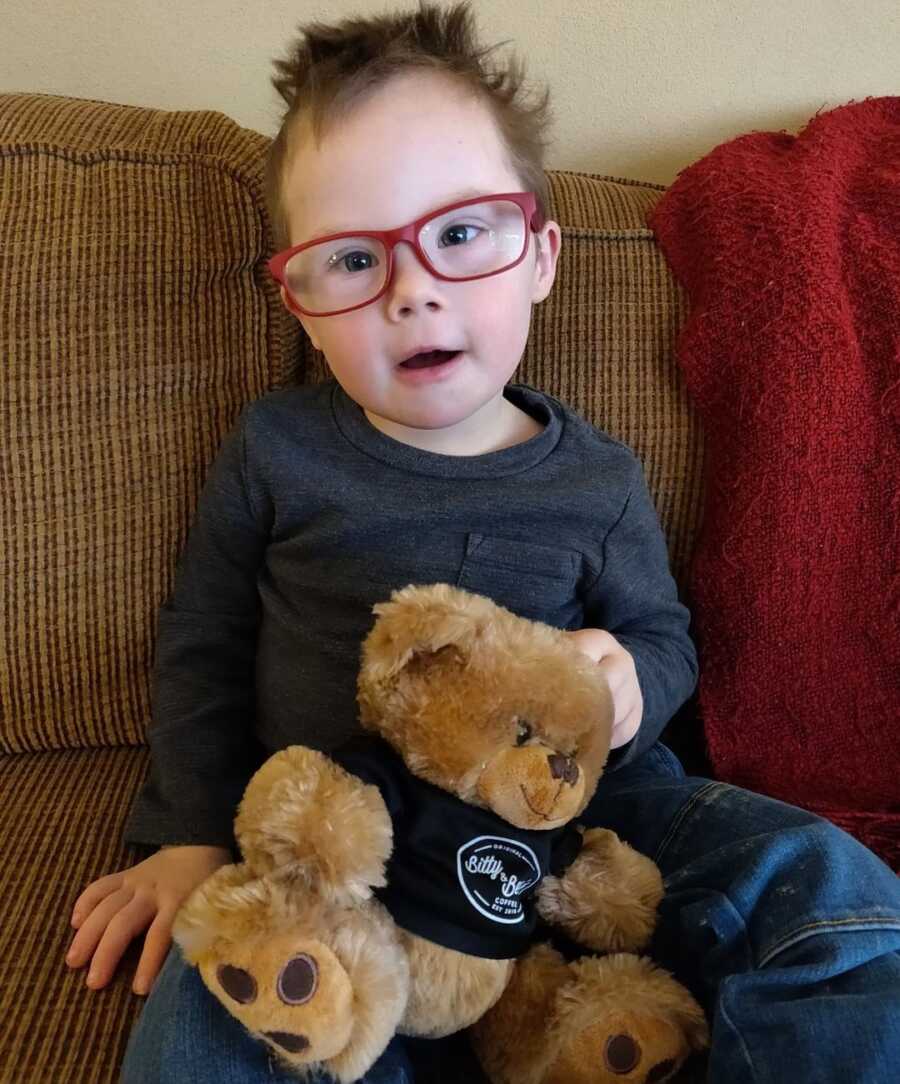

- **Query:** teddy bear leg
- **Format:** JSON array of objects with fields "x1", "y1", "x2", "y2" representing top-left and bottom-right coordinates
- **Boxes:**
[
  {"x1": 547, "y1": 953, "x2": 709, "y2": 1084},
  {"x1": 173, "y1": 863, "x2": 410, "y2": 1084},
  {"x1": 200, "y1": 927, "x2": 356, "y2": 1068},
  {"x1": 472, "y1": 948, "x2": 708, "y2": 1084},
  {"x1": 470, "y1": 943, "x2": 573, "y2": 1084},
  {"x1": 234, "y1": 745, "x2": 394, "y2": 906}
]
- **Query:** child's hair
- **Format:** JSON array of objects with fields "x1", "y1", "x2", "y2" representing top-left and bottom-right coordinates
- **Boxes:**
[{"x1": 264, "y1": 0, "x2": 553, "y2": 252}]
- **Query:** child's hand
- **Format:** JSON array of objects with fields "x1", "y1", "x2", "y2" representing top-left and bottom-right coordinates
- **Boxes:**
[
  {"x1": 566, "y1": 628, "x2": 643, "y2": 748},
  {"x1": 65, "y1": 844, "x2": 232, "y2": 996}
]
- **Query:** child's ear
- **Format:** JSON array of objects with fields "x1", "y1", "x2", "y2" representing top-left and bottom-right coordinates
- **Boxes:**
[
  {"x1": 530, "y1": 220, "x2": 561, "y2": 304},
  {"x1": 279, "y1": 286, "x2": 322, "y2": 351}
]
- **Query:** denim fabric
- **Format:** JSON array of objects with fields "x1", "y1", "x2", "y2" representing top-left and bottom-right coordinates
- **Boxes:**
[
  {"x1": 119, "y1": 942, "x2": 414, "y2": 1084},
  {"x1": 582, "y1": 743, "x2": 900, "y2": 1083},
  {"x1": 121, "y1": 743, "x2": 900, "y2": 1083}
]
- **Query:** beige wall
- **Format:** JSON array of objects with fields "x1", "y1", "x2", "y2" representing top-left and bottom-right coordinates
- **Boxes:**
[{"x1": 2, "y1": 0, "x2": 897, "y2": 184}]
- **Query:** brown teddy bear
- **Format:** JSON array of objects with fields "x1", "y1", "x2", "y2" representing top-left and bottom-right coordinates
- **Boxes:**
[{"x1": 172, "y1": 583, "x2": 707, "y2": 1083}]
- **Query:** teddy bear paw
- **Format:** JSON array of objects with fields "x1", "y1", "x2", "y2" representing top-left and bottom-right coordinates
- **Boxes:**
[
  {"x1": 199, "y1": 935, "x2": 356, "y2": 1069},
  {"x1": 545, "y1": 1016, "x2": 690, "y2": 1084},
  {"x1": 541, "y1": 953, "x2": 709, "y2": 1084},
  {"x1": 216, "y1": 952, "x2": 323, "y2": 1055},
  {"x1": 597, "y1": 1029, "x2": 679, "y2": 1083}
]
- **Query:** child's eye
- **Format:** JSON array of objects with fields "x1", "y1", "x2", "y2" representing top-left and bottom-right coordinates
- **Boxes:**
[
  {"x1": 438, "y1": 223, "x2": 481, "y2": 248},
  {"x1": 326, "y1": 249, "x2": 379, "y2": 274}
]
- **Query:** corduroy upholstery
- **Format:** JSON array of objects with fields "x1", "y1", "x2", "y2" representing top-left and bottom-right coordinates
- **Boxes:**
[{"x1": 0, "y1": 93, "x2": 702, "y2": 1083}]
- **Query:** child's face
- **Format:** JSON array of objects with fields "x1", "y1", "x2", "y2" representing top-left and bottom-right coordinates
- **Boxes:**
[{"x1": 278, "y1": 70, "x2": 561, "y2": 443}]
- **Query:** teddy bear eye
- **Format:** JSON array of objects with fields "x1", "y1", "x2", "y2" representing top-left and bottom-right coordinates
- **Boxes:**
[{"x1": 515, "y1": 719, "x2": 533, "y2": 745}]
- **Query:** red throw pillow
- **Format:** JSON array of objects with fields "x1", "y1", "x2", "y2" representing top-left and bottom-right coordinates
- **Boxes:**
[{"x1": 649, "y1": 97, "x2": 900, "y2": 870}]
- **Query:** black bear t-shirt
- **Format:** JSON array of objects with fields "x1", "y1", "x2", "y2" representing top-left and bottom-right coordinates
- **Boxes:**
[{"x1": 332, "y1": 735, "x2": 583, "y2": 960}]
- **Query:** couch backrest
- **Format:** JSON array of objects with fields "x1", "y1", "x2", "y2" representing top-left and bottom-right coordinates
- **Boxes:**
[
  {"x1": 528, "y1": 171, "x2": 703, "y2": 584},
  {"x1": 0, "y1": 94, "x2": 701, "y2": 755},
  {"x1": 0, "y1": 93, "x2": 301, "y2": 753}
]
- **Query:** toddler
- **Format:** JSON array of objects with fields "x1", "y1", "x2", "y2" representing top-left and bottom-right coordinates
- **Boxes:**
[{"x1": 64, "y1": 4, "x2": 900, "y2": 1083}]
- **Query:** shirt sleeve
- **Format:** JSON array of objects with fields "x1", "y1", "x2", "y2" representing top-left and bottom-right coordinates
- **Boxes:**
[
  {"x1": 122, "y1": 404, "x2": 271, "y2": 851},
  {"x1": 582, "y1": 452, "x2": 698, "y2": 770}
]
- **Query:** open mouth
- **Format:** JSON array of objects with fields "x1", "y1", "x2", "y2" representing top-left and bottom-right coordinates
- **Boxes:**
[{"x1": 399, "y1": 349, "x2": 461, "y2": 369}]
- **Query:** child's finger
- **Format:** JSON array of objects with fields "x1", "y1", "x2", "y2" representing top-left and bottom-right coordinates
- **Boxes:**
[
  {"x1": 133, "y1": 913, "x2": 175, "y2": 996},
  {"x1": 70, "y1": 872, "x2": 123, "y2": 927},
  {"x1": 65, "y1": 885, "x2": 134, "y2": 969},
  {"x1": 80, "y1": 895, "x2": 158, "y2": 990}
]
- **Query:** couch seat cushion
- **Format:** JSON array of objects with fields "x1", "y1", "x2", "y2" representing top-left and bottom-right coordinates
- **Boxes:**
[{"x1": 0, "y1": 744, "x2": 153, "y2": 1082}]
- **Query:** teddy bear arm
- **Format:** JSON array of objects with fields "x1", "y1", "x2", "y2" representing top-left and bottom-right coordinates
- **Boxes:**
[
  {"x1": 536, "y1": 827, "x2": 663, "y2": 953},
  {"x1": 234, "y1": 745, "x2": 394, "y2": 906}
]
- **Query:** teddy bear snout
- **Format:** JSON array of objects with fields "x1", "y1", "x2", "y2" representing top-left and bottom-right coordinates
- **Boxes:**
[{"x1": 547, "y1": 753, "x2": 579, "y2": 785}]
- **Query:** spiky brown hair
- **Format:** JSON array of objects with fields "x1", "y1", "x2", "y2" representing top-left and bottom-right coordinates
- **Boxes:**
[{"x1": 264, "y1": 1, "x2": 553, "y2": 251}]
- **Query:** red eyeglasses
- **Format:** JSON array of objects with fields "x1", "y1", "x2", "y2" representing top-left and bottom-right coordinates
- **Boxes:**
[{"x1": 267, "y1": 191, "x2": 544, "y2": 317}]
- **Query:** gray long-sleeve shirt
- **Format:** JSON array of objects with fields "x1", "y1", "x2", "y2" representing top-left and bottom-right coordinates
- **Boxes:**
[{"x1": 122, "y1": 379, "x2": 698, "y2": 852}]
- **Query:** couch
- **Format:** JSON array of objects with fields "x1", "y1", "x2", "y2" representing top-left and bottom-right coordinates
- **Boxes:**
[{"x1": 0, "y1": 91, "x2": 707, "y2": 1083}]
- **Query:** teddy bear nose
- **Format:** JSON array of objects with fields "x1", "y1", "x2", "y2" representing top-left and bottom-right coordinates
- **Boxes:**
[{"x1": 548, "y1": 753, "x2": 578, "y2": 785}]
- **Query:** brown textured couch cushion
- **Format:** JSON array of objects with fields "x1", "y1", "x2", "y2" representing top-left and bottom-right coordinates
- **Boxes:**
[
  {"x1": 527, "y1": 171, "x2": 703, "y2": 588},
  {"x1": 0, "y1": 93, "x2": 302, "y2": 755},
  {"x1": 0, "y1": 746, "x2": 150, "y2": 1082}
]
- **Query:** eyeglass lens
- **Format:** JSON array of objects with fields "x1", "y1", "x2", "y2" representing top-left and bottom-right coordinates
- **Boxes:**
[{"x1": 283, "y1": 199, "x2": 527, "y2": 314}]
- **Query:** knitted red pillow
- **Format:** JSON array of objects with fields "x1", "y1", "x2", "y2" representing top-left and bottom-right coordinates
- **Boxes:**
[{"x1": 649, "y1": 97, "x2": 900, "y2": 870}]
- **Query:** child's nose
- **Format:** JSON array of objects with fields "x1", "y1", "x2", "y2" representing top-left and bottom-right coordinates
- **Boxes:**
[{"x1": 385, "y1": 242, "x2": 445, "y2": 317}]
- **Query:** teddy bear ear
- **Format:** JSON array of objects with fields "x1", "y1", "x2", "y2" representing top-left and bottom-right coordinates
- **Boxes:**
[{"x1": 362, "y1": 583, "x2": 492, "y2": 683}]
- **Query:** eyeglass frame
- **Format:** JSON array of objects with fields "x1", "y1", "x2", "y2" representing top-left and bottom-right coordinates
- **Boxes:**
[{"x1": 267, "y1": 191, "x2": 545, "y2": 318}]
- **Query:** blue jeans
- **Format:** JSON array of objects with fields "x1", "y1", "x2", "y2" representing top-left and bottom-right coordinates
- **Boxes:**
[
  {"x1": 118, "y1": 943, "x2": 415, "y2": 1084},
  {"x1": 580, "y1": 742, "x2": 900, "y2": 1083},
  {"x1": 121, "y1": 743, "x2": 900, "y2": 1083}
]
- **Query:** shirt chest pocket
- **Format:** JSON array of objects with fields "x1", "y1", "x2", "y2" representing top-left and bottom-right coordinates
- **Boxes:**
[{"x1": 456, "y1": 534, "x2": 583, "y2": 626}]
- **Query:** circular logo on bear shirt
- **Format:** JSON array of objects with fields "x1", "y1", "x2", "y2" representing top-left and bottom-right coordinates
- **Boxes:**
[{"x1": 456, "y1": 835, "x2": 542, "y2": 924}]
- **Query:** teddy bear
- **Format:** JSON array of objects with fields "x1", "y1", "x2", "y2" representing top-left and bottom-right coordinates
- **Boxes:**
[{"x1": 171, "y1": 582, "x2": 708, "y2": 1083}]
